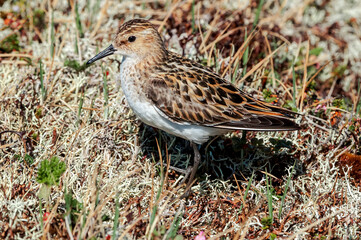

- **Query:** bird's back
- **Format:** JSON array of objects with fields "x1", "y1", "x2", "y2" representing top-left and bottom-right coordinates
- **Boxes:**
[{"x1": 145, "y1": 51, "x2": 300, "y2": 131}]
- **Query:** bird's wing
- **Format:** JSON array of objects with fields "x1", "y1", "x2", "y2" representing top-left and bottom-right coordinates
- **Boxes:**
[{"x1": 146, "y1": 53, "x2": 300, "y2": 131}]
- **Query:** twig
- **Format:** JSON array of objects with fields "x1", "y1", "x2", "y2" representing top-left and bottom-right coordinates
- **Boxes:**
[
  {"x1": 304, "y1": 115, "x2": 331, "y2": 132},
  {"x1": 239, "y1": 42, "x2": 284, "y2": 82},
  {"x1": 0, "y1": 53, "x2": 33, "y2": 58},
  {"x1": 157, "y1": 0, "x2": 182, "y2": 32},
  {"x1": 299, "y1": 40, "x2": 310, "y2": 111},
  {"x1": 198, "y1": 10, "x2": 220, "y2": 51},
  {"x1": 263, "y1": 30, "x2": 276, "y2": 87},
  {"x1": 65, "y1": 215, "x2": 74, "y2": 240}
]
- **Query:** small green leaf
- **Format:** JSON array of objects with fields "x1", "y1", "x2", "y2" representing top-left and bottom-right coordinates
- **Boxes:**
[
  {"x1": 333, "y1": 65, "x2": 347, "y2": 77},
  {"x1": 261, "y1": 216, "x2": 272, "y2": 229},
  {"x1": 332, "y1": 98, "x2": 346, "y2": 109},
  {"x1": 270, "y1": 233, "x2": 277, "y2": 240},
  {"x1": 262, "y1": 89, "x2": 277, "y2": 103},
  {"x1": 24, "y1": 154, "x2": 34, "y2": 165},
  {"x1": 309, "y1": 47, "x2": 323, "y2": 56}
]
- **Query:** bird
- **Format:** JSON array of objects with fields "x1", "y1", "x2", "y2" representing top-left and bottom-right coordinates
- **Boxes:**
[{"x1": 86, "y1": 19, "x2": 300, "y2": 196}]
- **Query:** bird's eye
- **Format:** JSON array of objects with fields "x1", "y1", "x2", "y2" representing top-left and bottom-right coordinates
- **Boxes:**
[{"x1": 128, "y1": 36, "x2": 136, "y2": 42}]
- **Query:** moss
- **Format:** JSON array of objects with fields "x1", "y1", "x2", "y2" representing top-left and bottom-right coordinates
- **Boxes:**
[
  {"x1": 36, "y1": 156, "x2": 66, "y2": 186},
  {"x1": 64, "y1": 59, "x2": 90, "y2": 72},
  {"x1": 0, "y1": 34, "x2": 20, "y2": 53}
]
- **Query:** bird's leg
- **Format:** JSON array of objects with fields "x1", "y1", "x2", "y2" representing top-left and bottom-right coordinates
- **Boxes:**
[
  {"x1": 157, "y1": 142, "x2": 199, "y2": 185},
  {"x1": 182, "y1": 142, "x2": 201, "y2": 197}
]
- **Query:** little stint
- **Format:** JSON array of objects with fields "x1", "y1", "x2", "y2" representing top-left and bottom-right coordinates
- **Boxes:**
[{"x1": 86, "y1": 19, "x2": 300, "y2": 196}]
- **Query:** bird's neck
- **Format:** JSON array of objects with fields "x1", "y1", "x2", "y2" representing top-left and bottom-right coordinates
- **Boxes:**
[
  {"x1": 120, "y1": 50, "x2": 168, "y2": 90},
  {"x1": 122, "y1": 49, "x2": 167, "y2": 71}
]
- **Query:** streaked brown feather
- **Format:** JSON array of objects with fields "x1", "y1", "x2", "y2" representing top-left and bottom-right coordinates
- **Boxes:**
[{"x1": 146, "y1": 52, "x2": 300, "y2": 131}]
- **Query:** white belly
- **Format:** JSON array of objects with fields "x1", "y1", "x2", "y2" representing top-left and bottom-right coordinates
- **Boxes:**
[{"x1": 119, "y1": 60, "x2": 228, "y2": 144}]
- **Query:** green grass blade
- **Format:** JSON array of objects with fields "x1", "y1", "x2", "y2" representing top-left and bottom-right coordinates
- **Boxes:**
[
  {"x1": 39, "y1": 201, "x2": 43, "y2": 231},
  {"x1": 253, "y1": 0, "x2": 264, "y2": 30},
  {"x1": 239, "y1": 171, "x2": 254, "y2": 212},
  {"x1": 50, "y1": 11, "x2": 55, "y2": 58},
  {"x1": 242, "y1": 29, "x2": 249, "y2": 77},
  {"x1": 191, "y1": 0, "x2": 196, "y2": 33},
  {"x1": 95, "y1": 188, "x2": 100, "y2": 207},
  {"x1": 77, "y1": 91, "x2": 84, "y2": 127},
  {"x1": 78, "y1": 209, "x2": 87, "y2": 240},
  {"x1": 148, "y1": 149, "x2": 165, "y2": 236},
  {"x1": 166, "y1": 208, "x2": 183, "y2": 239},
  {"x1": 75, "y1": 35, "x2": 79, "y2": 54},
  {"x1": 278, "y1": 161, "x2": 296, "y2": 219},
  {"x1": 39, "y1": 59, "x2": 46, "y2": 102},
  {"x1": 292, "y1": 59, "x2": 297, "y2": 108},
  {"x1": 149, "y1": 179, "x2": 163, "y2": 235},
  {"x1": 112, "y1": 195, "x2": 120, "y2": 240},
  {"x1": 213, "y1": 46, "x2": 219, "y2": 72},
  {"x1": 75, "y1": 2, "x2": 84, "y2": 38},
  {"x1": 265, "y1": 171, "x2": 273, "y2": 223},
  {"x1": 356, "y1": 79, "x2": 361, "y2": 116},
  {"x1": 64, "y1": 189, "x2": 73, "y2": 229},
  {"x1": 232, "y1": 57, "x2": 239, "y2": 84}
]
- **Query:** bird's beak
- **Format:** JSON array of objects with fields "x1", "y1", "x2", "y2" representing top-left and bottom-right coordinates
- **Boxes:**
[{"x1": 86, "y1": 44, "x2": 117, "y2": 65}]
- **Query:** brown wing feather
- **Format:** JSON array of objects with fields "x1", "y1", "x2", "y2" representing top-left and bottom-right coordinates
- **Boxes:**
[{"x1": 146, "y1": 52, "x2": 300, "y2": 131}]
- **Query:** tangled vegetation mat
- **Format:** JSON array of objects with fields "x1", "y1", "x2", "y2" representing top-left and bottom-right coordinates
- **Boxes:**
[{"x1": 0, "y1": 0, "x2": 360, "y2": 239}]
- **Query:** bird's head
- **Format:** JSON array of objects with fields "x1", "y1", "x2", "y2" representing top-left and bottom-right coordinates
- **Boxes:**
[{"x1": 87, "y1": 19, "x2": 166, "y2": 65}]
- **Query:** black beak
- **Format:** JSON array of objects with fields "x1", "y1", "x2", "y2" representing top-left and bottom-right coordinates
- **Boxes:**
[{"x1": 86, "y1": 44, "x2": 117, "y2": 65}]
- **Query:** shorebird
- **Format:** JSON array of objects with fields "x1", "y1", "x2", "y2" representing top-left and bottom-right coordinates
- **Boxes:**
[{"x1": 86, "y1": 19, "x2": 300, "y2": 196}]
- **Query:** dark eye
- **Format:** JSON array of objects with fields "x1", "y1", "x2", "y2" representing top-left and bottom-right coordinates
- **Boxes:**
[{"x1": 128, "y1": 36, "x2": 136, "y2": 42}]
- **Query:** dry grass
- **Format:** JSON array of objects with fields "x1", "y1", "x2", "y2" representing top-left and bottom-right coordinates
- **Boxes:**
[{"x1": 1, "y1": 0, "x2": 361, "y2": 239}]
